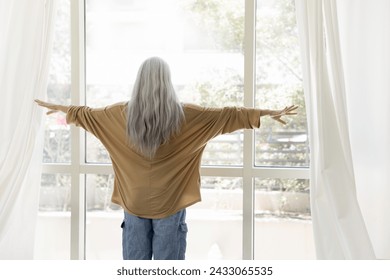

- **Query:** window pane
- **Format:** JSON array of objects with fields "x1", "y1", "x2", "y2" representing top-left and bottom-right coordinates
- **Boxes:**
[
  {"x1": 85, "y1": 174, "x2": 122, "y2": 260},
  {"x1": 255, "y1": 0, "x2": 309, "y2": 167},
  {"x1": 43, "y1": 0, "x2": 71, "y2": 163},
  {"x1": 255, "y1": 178, "x2": 310, "y2": 217},
  {"x1": 254, "y1": 178, "x2": 314, "y2": 259},
  {"x1": 39, "y1": 173, "x2": 71, "y2": 212},
  {"x1": 187, "y1": 177, "x2": 243, "y2": 259},
  {"x1": 35, "y1": 173, "x2": 71, "y2": 259},
  {"x1": 85, "y1": 0, "x2": 244, "y2": 165}
]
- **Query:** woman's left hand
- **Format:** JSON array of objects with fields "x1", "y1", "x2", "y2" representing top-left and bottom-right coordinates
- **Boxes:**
[{"x1": 270, "y1": 105, "x2": 299, "y2": 125}]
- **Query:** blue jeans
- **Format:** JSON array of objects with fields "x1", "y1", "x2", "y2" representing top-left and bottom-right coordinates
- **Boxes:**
[{"x1": 121, "y1": 209, "x2": 188, "y2": 260}]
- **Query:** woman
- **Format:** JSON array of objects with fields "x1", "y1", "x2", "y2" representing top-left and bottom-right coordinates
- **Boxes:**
[{"x1": 35, "y1": 57, "x2": 297, "y2": 260}]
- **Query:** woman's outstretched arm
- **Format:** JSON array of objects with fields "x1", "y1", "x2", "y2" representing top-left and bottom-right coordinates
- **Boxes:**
[{"x1": 35, "y1": 99, "x2": 69, "y2": 115}]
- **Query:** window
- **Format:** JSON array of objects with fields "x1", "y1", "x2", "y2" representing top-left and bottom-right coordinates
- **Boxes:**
[{"x1": 37, "y1": 0, "x2": 313, "y2": 260}]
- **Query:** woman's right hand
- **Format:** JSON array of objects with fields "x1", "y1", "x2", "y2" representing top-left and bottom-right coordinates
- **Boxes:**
[{"x1": 35, "y1": 99, "x2": 69, "y2": 115}]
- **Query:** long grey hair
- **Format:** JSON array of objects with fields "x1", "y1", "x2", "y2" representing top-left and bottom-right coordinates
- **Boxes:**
[{"x1": 126, "y1": 57, "x2": 184, "y2": 158}]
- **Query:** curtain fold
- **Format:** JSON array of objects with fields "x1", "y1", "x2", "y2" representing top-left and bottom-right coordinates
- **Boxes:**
[
  {"x1": 295, "y1": 0, "x2": 376, "y2": 259},
  {"x1": 0, "y1": 0, "x2": 57, "y2": 259}
]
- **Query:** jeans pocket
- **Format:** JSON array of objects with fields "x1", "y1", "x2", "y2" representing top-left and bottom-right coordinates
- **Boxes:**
[{"x1": 179, "y1": 222, "x2": 188, "y2": 233}]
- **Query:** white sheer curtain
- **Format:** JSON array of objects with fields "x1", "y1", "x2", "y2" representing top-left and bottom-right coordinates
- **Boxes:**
[
  {"x1": 336, "y1": 0, "x2": 390, "y2": 260},
  {"x1": 0, "y1": 0, "x2": 57, "y2": 259},
  {"x1": 295, "y1": 0, "x2": 376, "y2": 259}
]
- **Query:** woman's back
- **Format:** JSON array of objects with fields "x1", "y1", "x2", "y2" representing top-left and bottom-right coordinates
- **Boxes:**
[{"x1": 66, "y1": 101, "x2": 262, "y2": 218}]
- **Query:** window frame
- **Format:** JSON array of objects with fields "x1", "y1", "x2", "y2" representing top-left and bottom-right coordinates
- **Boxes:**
[{"x1": 41, "y1": 0, "x2": 310, "y2": 260}]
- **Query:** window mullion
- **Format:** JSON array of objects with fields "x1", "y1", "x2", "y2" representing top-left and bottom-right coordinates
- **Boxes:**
[
  {"x1": 70, "y1": 0, "x2": 86, "y2": 260},
  {"x1": 243, "y1": 0, "x2": 256, "y2": 260}
]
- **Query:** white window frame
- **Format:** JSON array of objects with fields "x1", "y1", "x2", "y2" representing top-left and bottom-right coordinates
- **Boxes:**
[{"x1": 41, "y1": 0, "x2": 310, "y2": 260}]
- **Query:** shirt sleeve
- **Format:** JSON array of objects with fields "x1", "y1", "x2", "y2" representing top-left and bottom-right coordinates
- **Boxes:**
[
  {"x1": 185, "y1": 104, "x2": 262, "y2": 141},
  {"x1": 216, "y1": 106, "x2": 262, "y2": 133},
  {"x1": 66, "y1": 105, "x2": 111, "y2": 138},
  {"x1": 66, "y1": 103, "x2": 124, "y2": 140}
]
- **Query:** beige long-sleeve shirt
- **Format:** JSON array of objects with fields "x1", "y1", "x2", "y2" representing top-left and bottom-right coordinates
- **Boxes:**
[{"x1": 66, "y1": 102, "x2": 261, "y2": 218}]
